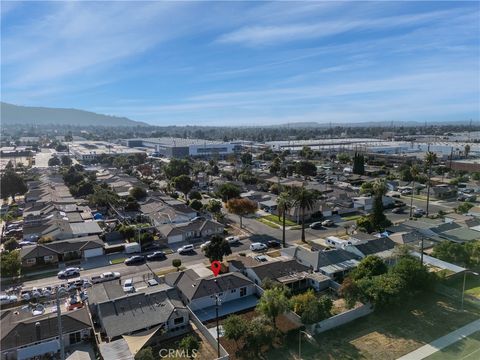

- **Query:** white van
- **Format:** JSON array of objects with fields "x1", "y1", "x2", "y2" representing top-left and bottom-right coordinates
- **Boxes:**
[
  {"x1": 125, "y1": 242, "x2": 141, "y2": 254},
  {"x1": 250, "y1": 242, "x2": 267, "y2": 251},
  {"x1": 178, "y1": 244, "x2": 194, "y2": 254},
  {"x1": 325, "y1": 236, "x2": 352, "y2": 248}
]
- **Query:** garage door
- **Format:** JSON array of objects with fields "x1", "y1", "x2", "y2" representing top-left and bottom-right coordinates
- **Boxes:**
[
  {"x1": 83, "y1": 248, "x2": 104, "y2": 258},
  {"x1": 168, "y1": 235, "x2": 184, "y2": 244}
]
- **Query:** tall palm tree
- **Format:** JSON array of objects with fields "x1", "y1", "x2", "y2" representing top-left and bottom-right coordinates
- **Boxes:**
[
  {"x1": 293, "y1": 187, "x2": 317, "y2": 243},
  {"x1": 409, "y1": 164, "x2": 419, "y2": 219},
  {"x1": 277, "y1": 191, "x2": 294, "y2": 248},
  {"x1": 425, "y1": 151, "x2": 438, "y2": 216}
]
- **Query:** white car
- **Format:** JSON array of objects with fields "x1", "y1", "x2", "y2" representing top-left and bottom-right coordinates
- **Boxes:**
[
  {"x1": 0, "y1": 294, "x2": 18, "y2": 305},
  {"x1": 226, "y1": 236, "x2": 240, "y2": 245},
  {"x1": 250, "y1": 242, "x2": 267, "y2": 251},
  {"x1": 57, "y1": 267, "x2": 80, "y2": 279},
  {"x1": 178, "y1": 244, "x2": 194, "y2": 254},
  {"x1": 122, "y1": 279, "x2": 135, "y2": 293},
  {"x1": 322, "y1": 219, "x2": 334, "y2": 227},
  {"x1": 200, "y1": 241, "x2": 211, "y2": 250}
]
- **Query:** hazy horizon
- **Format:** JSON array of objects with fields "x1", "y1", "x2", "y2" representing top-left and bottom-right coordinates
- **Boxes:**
[{"x1": 2, "y1": 1, "x2": 479, "y2": 126}]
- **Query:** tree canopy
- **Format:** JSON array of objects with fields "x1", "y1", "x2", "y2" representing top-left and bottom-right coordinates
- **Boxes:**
[{"x1": 0, "y1": 170, "x2": 28, "y2": 201}]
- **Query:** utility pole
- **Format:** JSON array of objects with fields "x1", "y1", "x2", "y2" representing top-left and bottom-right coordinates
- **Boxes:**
[{"x1": 56, "y1": 289, "x2": 66, "y2": 360}]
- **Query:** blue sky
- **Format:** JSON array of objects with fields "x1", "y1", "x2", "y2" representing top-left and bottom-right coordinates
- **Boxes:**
[{"x1": 1, "y1": 1, "x2": 479, "y2": 126}]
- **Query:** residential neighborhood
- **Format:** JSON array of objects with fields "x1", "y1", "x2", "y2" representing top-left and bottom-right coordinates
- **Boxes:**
[{"x1": 1, "y1": 1, "x2": 480, "y2": 360}]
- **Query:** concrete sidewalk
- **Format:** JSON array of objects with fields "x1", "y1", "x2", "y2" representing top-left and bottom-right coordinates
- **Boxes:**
[{"x1": 397, "y1": 319, "x2": 480, "y2": 360}]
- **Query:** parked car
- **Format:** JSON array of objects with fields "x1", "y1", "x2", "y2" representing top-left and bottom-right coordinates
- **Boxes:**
[
  {"x1": 401, "y1": 189, "x2": 412, "y2": 195},
  {"x1": 391, "y1": 207, "x2": 404, "y2": 214},
  {"x1": 124, "y1": 255, "x2": 145, "y2": 265},
  {"x1": 57, "y1": 267, "x2": 80, "y2": 279},
  {"x1": 122, "y1": 279, "x2": 135, "y2": 293},
  {"x1": 321, "y1": 219, "x2": 334, "y2": 227},
  {"x1": 91, "y1": 271, "x2": 121, "y2": 284},
  {"x1": 146, "y1": 251, "x2": 166, "y2": 261},
  {"x1": 200, "y1": 241, "x2": 211, "y2": 250},
  {"x1": 309, "y1": 221, "x2": 323, "y2": 229},
  {"x1": 0, "y1": 294, "x2": 18, "y2": 305},
  {"x1": 413, "y1": 208, "x2": 425, "y2": 217},
  {"x1": 178, "y1": 244, "x2": 194, "y2": 254},
  {"x1": 147, "y1": 279, "x2": 159, "y2": 287},
  {"x1": 267, "y1": 240, "x2": 281, "y2": 248},
  {"x1": 250, "y1": 242, "x2": 267, "y2": 251},
  {"x1": 254, "y1": 255, "x2": 268, "y2": 262},
  {"x1": 226, "y1": 236, "x2": 240, "y2": 245}
]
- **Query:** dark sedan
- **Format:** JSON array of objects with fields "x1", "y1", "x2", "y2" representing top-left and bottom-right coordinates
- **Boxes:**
[
  {"x1": 124, "y1": 255, "x2": 145, "y2": 266},
  {"x1": 267, "y1": 240, "x2": 281, "y2": 248},
  {"x1": 146, "y1": 251, "x2": 166, "y2": 261}
]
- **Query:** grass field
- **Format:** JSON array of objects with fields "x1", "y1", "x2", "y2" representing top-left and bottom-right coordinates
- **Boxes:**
[
  {"x1": 257, "y1": 217, "x2": 280, "y2": 229},
  {"x1": 110, "y1": 257, "x2": 126, "y2": 265},
  {"x1": 342, "y1": 214, "x2": 363, "y2": 221},
  {"x1": 425, "y1": 332, "x2": 480, "y2": 360},
  {"x1": 264, "y1": 293, "x2": 480, "y2": 360},
  {"x1": 446, "y1": 273, "x2": 480, "y2": 299},
  {"x1": 262, "y1": 214, "x2": 297, "y2": 226}
]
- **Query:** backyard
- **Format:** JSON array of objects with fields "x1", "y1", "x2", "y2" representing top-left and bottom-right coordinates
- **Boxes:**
[{"x1": 264, "y1": 293, "x2": 480, "y2": 360}]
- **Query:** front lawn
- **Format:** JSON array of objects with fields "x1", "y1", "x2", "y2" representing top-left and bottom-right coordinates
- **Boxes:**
[
  {"x1": 110, "y1": 257, "x2": 126, "y2": 265},
  {"x1": 257, "y1": 218, "x2": 280, "y2": 229},
  {"x1": 262, "y1": 214, "x2": 297, "y2": 227},
  {"x1": 342, "y1": 215, "x2": 363, "y2": 221},
  {"x1": 265, "y1": 293, "x2": 480, "y2": 360}
]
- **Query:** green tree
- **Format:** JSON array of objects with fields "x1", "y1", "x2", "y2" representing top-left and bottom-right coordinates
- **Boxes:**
[
  {"x1": 172, "y1": 259, "x2": 182, "y2": 271},
  {"x1": 189, "y1": 199, "x2": 203, "y2": 211},
  {"x1": 0, "y1": 170, "x2": 28, "y2": 202},
  {"x1": 118, "y1": 225, "x2": 136, "y2": 240},
  {"x1": 337, "y1": 153, "x2": 350, "y2": 163},
  {"x1": 290, "y1": 289, "x2": 316, "y2": 315},
  {"x1": 277, "y1": 191, "x2": 294, "y2": 247},
  {"x1": 61, "y1": 155, "x2": 72, "y2": 166},
  {"x1": 172, "y1": 175, "x2": 195, "y2": 200},
  {"x1": 88, "y1": 185, "x2": 119, "y2": 207},
  {"x1": 178, "y1": 334, "x2": 199, "y2": 357},
  {"x1": 269, "y1": 157, "x2": 282, "y2": 175},
  {"x1": 217, "y1": 182, "x2": 241, "y2": 202},
  {"x1": 204, "y1": 235, "x2": 232, "y2": 262},
  {"x1": 226, "y1": 198, "x2": 257, "y2": 228},
  {"x1": 360, "y1": 181, "x2": 374, "y2": 195},
  {"x1": 292, "y1": 187, "x2": 317, "y2": 242},
  {"x1": 241, "y1": 152, "x2": 253, "y2": 166},
  {"x1": 189, "y1": 190, "x2": 202, "y2": 200},
  {"x1": 257, "y1": 287, "x2": 289, "y2": 330},
  {"x1": 299, "y1": 146, "x2": 313, "y2": 159},
  {"x1": 4, "y1": 238, "x2": 19, "y2": 252},
  {"x1": 205, "y1": 199, "x2": 222, "y2": 214},
  {"x1": 243, "y1": 316, "x2": 275, "y2": 356},
  {"x1": 0, "y1": 250, "x2": 21, "y2": 277},
  {"x1": 465, "y1": 144, "x2": 471, "y2": 158},
  {"x1": 301, "y1": 295, "x2": 333, "y2": 324},
  {"x1": 135, "y1": 347, "x2": 154, "y2": 360},
  {"x1": 223, "y1": 314, "x2": 248, "y2": 347},
  {"x1": 129, "y1": 186, "x2": 147, "y2": 200},
  {"x1": 351, "y1": 255, "x2": 387, "y2": 280},
  {"x1": 295, "y1": 160, "x2": 317, "y2": 180},
  {"x1": 352, "y1": 151, "x2": 365, "y2": 175},
  {"x1": 48, "y1": 156, "x2": 61, "y2": 166},
  {"x1": 370, "y1": 179, "x2": 391, "y2": 231},
  {"x1": 339, "y1": 277, "x2": 362, "y2": 308},
  {"x1": 425, "y1": 151, "x2": 438, "y2": 216},
  {"x1": 457, "y1": 202, "x2": 474, "y2": 214},
  {"x1": 391, "y1": 255, "x2": 434, "y2": 293},
  {"x1": 164, "y1": 159, "x2": 191, "y2": 179},
  {"x1": 432, "y1": 241, "x2": 468, "y2": 265}
]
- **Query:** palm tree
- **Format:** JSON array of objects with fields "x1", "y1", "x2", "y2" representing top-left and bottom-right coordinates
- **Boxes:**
[
  {"x1": 277, "y1": 191, "x2": 294, "y2": 248},
  {"x1": 292, "y1": 187, "x2": 317, "y2": 242},
  {"x1": 425, "y1": 151, "x2": 438, "y2": 216},
  {"x1": 465, "y1": 144, "x2": 471, "y2": 159},
  {"x1": 409, "y1": 164, "x2": 419, "y2": 219}
]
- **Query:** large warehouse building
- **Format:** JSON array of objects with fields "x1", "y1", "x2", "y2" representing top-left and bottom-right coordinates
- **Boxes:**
[{"x1": 125, "y1": 138, "x2": 238, "y2": 158}]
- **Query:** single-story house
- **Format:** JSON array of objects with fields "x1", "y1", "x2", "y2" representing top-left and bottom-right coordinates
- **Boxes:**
[
  {"x1": 157, "y1": 218, "x2": 224, "y2": 244},
  {"x1": 1, "y1": 307, "x2": 92, "y2": 360},
  {"x1": 281, "y1": 246, "x2": 360, "y2": 281},
  {"x1": 165, "y1": 269, "x2": 258, "y2": 321},
  {"x1": 20, "y1": 235, "x2": 104, "y2": 267},
  {"x1": 344, "y1": 237, "x2": 396, "y2": 263},
  {"x1": 90, "y1": 283, "x2": 189, "y2": 343}
]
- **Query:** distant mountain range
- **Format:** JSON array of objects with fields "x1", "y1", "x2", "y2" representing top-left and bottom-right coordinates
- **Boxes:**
[{"x1": 0, "y1": 102, "x2": 148, "y2": 127}]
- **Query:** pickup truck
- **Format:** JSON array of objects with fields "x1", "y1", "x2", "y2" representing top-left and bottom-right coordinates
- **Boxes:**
[{"x1": 91, "y1": 271, "x2": 121, "y2": 284}]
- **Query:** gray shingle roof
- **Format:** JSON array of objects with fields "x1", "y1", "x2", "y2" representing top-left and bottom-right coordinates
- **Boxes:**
[
  {"x1": 353, "y1": 237, "x2": 396, "y2": 256},
  {"x1": 249, "y1": 260, "x2": 310, "y2": 282}
]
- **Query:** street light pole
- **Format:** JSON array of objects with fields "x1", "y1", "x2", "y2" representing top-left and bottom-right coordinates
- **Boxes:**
[
  {"x1": 298, "y1": 330, "x2": 313, "y2": 359},
  {"x1": 215, "y1": 294, "x2": 220, "y2": 358},
  {"x1": 56, "y1": 289, "x2": 66, "y2": 360}
]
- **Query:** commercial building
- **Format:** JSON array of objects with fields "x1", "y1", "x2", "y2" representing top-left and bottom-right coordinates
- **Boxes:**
[
  {"x1": 125, "y1": 138, "x2": 236, "y2": 158},
  {"x1": 67, "y1": 141, "x2": 145, "y2": 161}
]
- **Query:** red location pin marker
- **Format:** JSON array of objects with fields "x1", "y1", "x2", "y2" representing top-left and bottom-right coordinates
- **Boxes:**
[{"x1": 211, "y1": 261, "x2": 221, "y2": 277}]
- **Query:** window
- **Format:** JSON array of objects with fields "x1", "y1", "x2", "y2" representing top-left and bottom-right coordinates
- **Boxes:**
[
  {"x1": 174, "y1": 317, "x2": 184, "y2": 325},
  {"x1": 231, "y1": 289, "x2": 236, "y2": 293},
  {"x1": 44, "y1": 255, "x2": 54, "y2": 261},
  {"x1": 26, "y1": 258, "x2": 36, "y2": 264},
  {"x1": 240, "y1": 287, "x2": 247, "y2": 297}
]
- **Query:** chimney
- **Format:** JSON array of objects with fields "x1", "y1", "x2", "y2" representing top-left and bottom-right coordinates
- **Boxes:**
[{"x1": 35, "y1": 322, "x2": 41, "y2": 341}]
